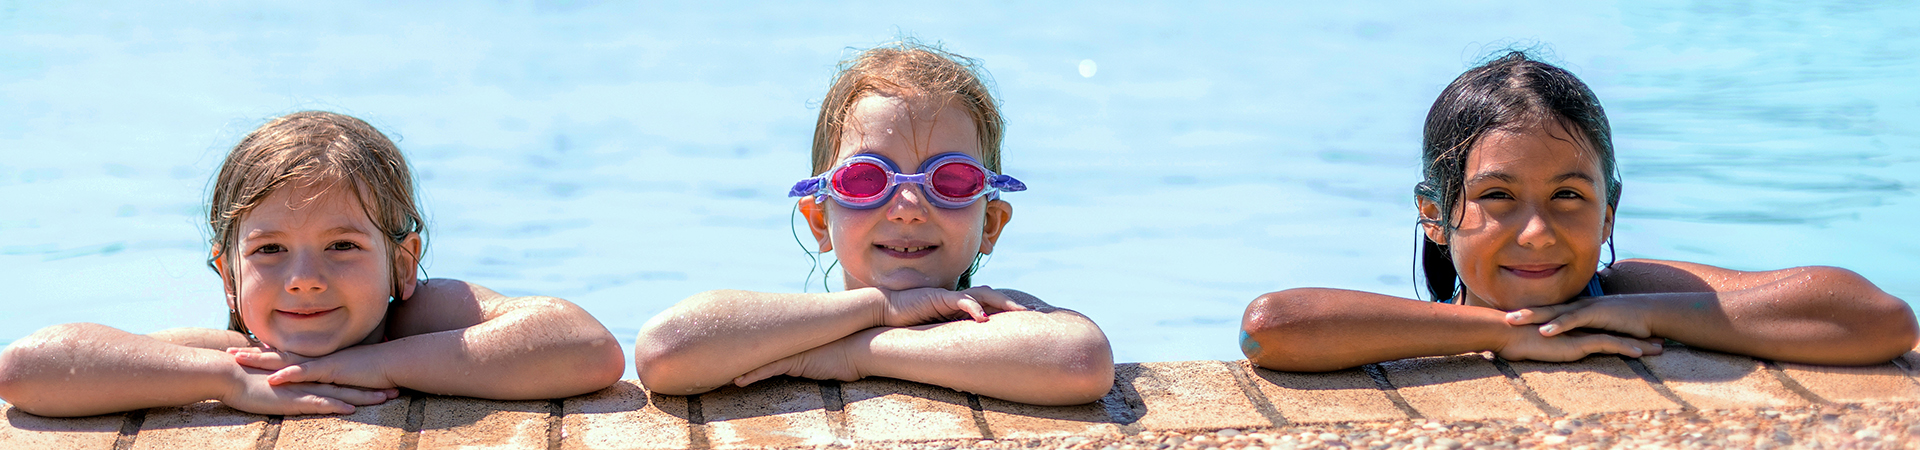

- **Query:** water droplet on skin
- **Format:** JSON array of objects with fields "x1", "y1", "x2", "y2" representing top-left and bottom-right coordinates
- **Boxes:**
[
  {"x1": 885, "y1": 128, "x2": 893, "y2": 134},
  {"x1": 1078, "y1": 59, "x2": 1098, "y2": 78}
]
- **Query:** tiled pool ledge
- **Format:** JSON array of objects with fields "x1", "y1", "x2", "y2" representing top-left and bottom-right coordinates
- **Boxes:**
[{"x1": 5, "y1": 345, "x2": 1919, "y2": 449}]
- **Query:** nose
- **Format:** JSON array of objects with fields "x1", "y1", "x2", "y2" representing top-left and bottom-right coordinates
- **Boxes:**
[
  {"x1": 1516, "y1": 205, "x2": 1557, "y2": 249},
  {"x1": 885, "y1": 185, "x2": 930, "y2": 224},
  {"x1": 285, "y1": 251, "x2": 328, "y2": 294}
]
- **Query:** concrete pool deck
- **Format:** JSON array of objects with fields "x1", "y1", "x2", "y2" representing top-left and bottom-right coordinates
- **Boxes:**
[{"x1": 4, "y1": 344, "x2": 1917, "y2": 449}]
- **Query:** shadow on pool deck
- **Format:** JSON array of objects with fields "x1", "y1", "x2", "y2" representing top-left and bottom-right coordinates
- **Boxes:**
[{"x1": 4, "y1": 344, "x2": 1919, "y2": 449}]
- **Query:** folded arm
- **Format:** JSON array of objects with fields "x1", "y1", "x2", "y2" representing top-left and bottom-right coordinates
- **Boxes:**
[
  {"x1": 1520, "y1": 260, "x2": 1917, "y2": 365},
  {"x1": 255, "y1": 279, "x2": 626, "y2": 399},
  {"x1": 846, "y1": 290, "x2": 1113, "y2": 405},
  {"x1": 0, "y1": 324, "x2": 389, "y2": 417},
  {"x1": 1241, "y1": 288, "x2": 1661, "y2": 372}
]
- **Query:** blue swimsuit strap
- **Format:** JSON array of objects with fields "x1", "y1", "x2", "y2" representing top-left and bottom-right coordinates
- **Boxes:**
[{"x1": 1581, "y1": 274, "x2": 1606, "y2": 297}]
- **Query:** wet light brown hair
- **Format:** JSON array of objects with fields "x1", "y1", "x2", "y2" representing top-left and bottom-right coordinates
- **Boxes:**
[
  {"x1": 808, "y1": 40, "x2": 1007, "y2": 290},
  {"x1": 810, "y1": 39, "x2": 1005, "y2": 175},
  {"x1": 206, "y1": 111, "x2": 425, "y2": 336}
]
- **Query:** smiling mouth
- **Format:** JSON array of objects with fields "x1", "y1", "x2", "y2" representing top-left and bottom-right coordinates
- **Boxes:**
[
  {"x1": 1503, "y1": 265, "x2": 1565, "y2": 279},
  {"x1": 876, "y1": 244, "x2": 938, "y2": 259},
  {"x1": 275, "y1": 308, "x2": 340, "y2": 319}
]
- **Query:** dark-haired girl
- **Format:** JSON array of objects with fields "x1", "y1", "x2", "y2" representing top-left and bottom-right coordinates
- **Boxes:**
[{"x1": 1239, "y1": 52, "x2": 1916, "y2": 372}]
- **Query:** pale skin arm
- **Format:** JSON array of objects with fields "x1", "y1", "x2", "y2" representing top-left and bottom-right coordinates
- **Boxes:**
[
  {"x1": 632, "y1": 286, "x2": 1023, "y2": 395},
  {"x1": 1239, "y1": 288, "x2": 1662, "y2": 372},
  {"x1": 235, "y1": 279, "x2": 626, "y2": 400},
  {"x1": 736, "y1": 290, "x2": 1115, "y2": 406},
  {"x1": 1509, "y1": 259, "x2": 1918, "y2": 365},
  {"x1": 0, "y1": 324, "x2": 393, "y2": 417}
]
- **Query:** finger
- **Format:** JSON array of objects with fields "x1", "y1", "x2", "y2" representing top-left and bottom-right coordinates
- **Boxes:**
[
  {"x1": 734, "y1": 358, "x2": 792, "y2": 387},
  {"x1": 233, "y1": 351, "x2": 292, "y2": 371},
  {"x1": 270, "y1": 364, "x2": 322, "y2": 386},
  {"x1": 956, "y1": 296, "x2": 987, "y2": 322},
  {"x1": 1575, "y1": 334, "x2": 1644, "y2": 358},
  {"x1": 301, "y1": 384, "x2": 395, "y2": 406},
  {"x1": 1506, "y1": 304, "x2": 1567, "y2": 326},
  {"x1": 1537, "y1": 307, "x2": 1603, "y2": 337},
  {"x1": 965, "y1": 288, "x2": 1029, "y2": 312}
]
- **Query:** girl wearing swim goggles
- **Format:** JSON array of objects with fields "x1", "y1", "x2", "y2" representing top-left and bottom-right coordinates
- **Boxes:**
[
  {"x1": 635, "y1": 41, "x2": 1113, "y2": 407},
  {"x1": 788, "y1": 152, "x2": 1027, "y2": 210}
]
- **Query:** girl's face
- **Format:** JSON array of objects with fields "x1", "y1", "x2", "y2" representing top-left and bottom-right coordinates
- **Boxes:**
[
  {"x1": 803, "y1": 94, "x2": 1012, "y2": 291},
  {"x1": 220, "y1": 181, "x2": 419, "y2": 356},
  {"x1": 1421, "y1": 121, "x2": 1613, "y2": 311}
]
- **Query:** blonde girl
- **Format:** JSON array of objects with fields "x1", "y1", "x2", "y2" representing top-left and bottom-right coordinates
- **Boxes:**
[{"x1": 0, "y1": 111, "x2": 625, "y2": 417}]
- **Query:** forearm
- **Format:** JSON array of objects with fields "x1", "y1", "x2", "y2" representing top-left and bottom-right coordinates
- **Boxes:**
[
  {"x1": 0, "y1": 324, "x2": 235, "y2": 417},
  {"x1": 1242, "y1": 288, "x2": 1511, "y2": 372},
  {"x1": 376, "y1": 297, "x2": 624, "y2": 399},
  {"x1": 1643, "y1": 270, "x2": 1917, "y2": 364},
  {"x1": 634, "y1": 289, "x2": 880, "y2": 394},
  {"x1": 855, "y1": 311, "x2": 1114, "y2": 405}
]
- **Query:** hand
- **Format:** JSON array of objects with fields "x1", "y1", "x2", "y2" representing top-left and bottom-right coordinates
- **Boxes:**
[
  {"x1": 220, "y1": 365, "x2": 398, "y2": 415},
  {"x1": 875, "y1": 286, "x2": 1029, "y2": 328},
  {"x1": 229, "y1": 346, "x2": 397, "y2": 390},
  {"x1": 1503, "y1": 296, "x2": 1655, "y2": 339},
  {"x1": 1495, "y1": 325, "x2": 1665, "y2": 362},
  {"x1": 731, "y1": 332, "x2": 867, "y2": 387}
]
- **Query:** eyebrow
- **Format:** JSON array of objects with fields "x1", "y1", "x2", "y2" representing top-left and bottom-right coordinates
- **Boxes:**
[
  {"x1": 1464, "y1": 171, "x2": 1597, "y2": 186},
  {"x1": 242, "y1": 226, "x2": 372, "y2": 241}
]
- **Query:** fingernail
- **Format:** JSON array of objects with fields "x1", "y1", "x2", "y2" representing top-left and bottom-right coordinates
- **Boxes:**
[
  {"x1": 1539, "y1": 324, "x2": 1557, "y2": 334},
  {"x1": 1505, "y1": 312, "x2": 1522, "y2": 321}
]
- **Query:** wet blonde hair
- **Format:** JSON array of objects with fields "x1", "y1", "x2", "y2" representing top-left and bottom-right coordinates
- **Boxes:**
[
  {"x1": 810, "y1": 39, "x2": 1005, "y2": 175},
  {"x1": 206, "y1": 111, "x2": 425, "y2": 336}
]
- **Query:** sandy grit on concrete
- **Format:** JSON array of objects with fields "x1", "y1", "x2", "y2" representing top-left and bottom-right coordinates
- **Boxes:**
[{"x1": 2, "y1": 345, "x2": 1917, "y2": 449}]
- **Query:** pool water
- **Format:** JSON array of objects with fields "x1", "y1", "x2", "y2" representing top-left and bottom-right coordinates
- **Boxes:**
[{"x1": 4, "y1": 2, "x2": 1916, "y2": 379}]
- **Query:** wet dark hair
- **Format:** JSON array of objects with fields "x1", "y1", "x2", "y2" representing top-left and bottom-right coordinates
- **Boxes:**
[{"x1": 1414, "y1": 51, "x2": 1622, "y2": 302}]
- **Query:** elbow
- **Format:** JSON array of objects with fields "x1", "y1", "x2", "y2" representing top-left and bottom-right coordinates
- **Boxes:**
[
  {"x1": 1804, "y1": 266, "x2": 1918, "y2": 363},
  {"x1": 0, "y1": 323, "x2": 94, "y2": 414},
  {"x1": 631, "y1": 336, "x2": 714, "y2": 396},
  {"x1": 1039, "y1": 332, "x2": 1115, "y2": 406},
  {"x1": 1241, "y1": 289, "x2": 1336, "y2": 371}
]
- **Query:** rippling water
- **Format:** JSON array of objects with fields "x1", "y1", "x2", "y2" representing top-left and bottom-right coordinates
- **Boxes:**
[{"x1": 3, "y1": 2, "x2": 1915, "y2": 377}]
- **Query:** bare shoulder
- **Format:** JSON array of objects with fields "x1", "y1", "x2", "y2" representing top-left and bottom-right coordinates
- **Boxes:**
[
  {"x1": 994, "y1": 288, "x2": 1066, "y2": 313},
  {"x1": 388, "y1": 278, "x2": 496, "y2": 337},
  {"x1": 1603, "y1": 258, "x2": 1822, "y2": 294},
  {"x1": 147, "y1": 327, "x2": 251, "y2": 350}
]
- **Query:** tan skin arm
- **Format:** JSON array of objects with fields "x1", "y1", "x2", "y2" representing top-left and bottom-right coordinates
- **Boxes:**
[
  {"x1": 742, "y1": 290, "x2": 1114, "y2": 406},
  {"x1": 245, "y1": 279, "x2": 627, "y2": 400},
  {"x1": 0, "y1": 325, "x2": 391, "y2": 417},
  {"x1": 1237, "y1": 288, "x2": 1658, "y2": 372},
  {"x1": 1539, "y1": 259, "x2": 1918, "y2": 364},
  {"x1": 857, "y1": 291, "x2": 1114, "y2": 405}
]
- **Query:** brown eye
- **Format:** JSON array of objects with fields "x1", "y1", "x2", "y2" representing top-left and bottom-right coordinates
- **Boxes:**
[
  {"x1": 1553, "y1": 189, "x2": 1584, "y2": 199},
  {"x1": 328, "y1": 241, "x2": 361, "y2": 251},
  {"x1": 254, "y1": 244, "x2": 285, "y2": 254}
]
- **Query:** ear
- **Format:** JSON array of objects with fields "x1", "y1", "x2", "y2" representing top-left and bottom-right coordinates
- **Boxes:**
[
  {"x1": 1417, "y1": 196, "x2": 1447, "y2": 246},
  {"x1": 213, "y1": 248, "x2": 237, "y2": 310},
  {"x1": 798, "y1": 197, "x2": 833, "y2": 253},
  {"x1": 976, "y1": 199, "x2": 1014, "y2": 255},
  {"x1": 392, "y1": 233, "x2": 424, "y2": 301}
]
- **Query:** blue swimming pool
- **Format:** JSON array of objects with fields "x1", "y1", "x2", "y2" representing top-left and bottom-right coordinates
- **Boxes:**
[{"x1": 4, "y1": 2, "x2": 1916, "y2": 378}]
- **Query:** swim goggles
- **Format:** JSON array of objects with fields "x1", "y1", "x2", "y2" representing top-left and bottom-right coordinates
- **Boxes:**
[{"x1": 788, "y1": 152, "x2": 1026, "y2": 210}]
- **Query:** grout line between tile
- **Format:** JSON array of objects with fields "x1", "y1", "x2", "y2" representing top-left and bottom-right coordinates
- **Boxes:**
[
  {"x1": 110, "y1": 408, "x2": 146, "y2": 450},
  {"x1": 817, "y1": 380, "x2": 851, "y2": 443},
  {"x1": 1106, "y1": 368, "x2": 1145, "y2": 435},
  {"x1": 1360, "y1": 364, "x2": 1423, "y2": 420},
  {"x1": 685, "y1": 394, "x2": 711, "y2": 450},
  {"x1": 1489, "y1": 357, "x2": 1564, "y2": 418},
  {"x1": 252, "y1": 415, "x2": 282, "y2": 450},
  {"x1": 1223, "y1": 361, "x2": 1288, "y2": 427},
  {"x1": 966, "y1": 394, "x2": 995, "y2": 441},
  {"x1": 545, "y1": 399, "x2": 564, "y2": 450},
  {"x1": 1619, "y1": 355, "x2": 1695, "y2": 411},
  {"x1": 397, "y1": 395, "x2": 427, "y2": 450},
  {"x1": 1762, "y1": 359, "x2": 1832, "y2": 405}
]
